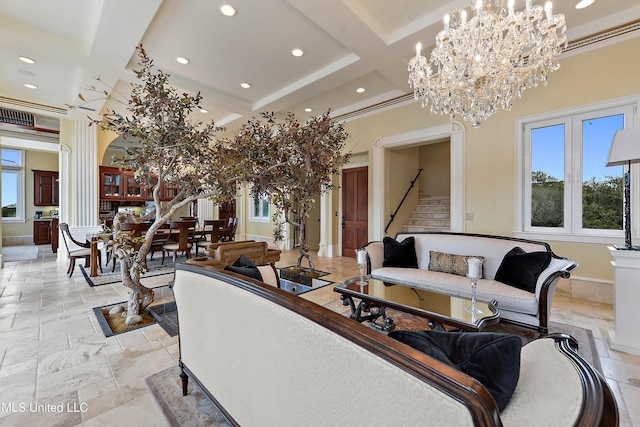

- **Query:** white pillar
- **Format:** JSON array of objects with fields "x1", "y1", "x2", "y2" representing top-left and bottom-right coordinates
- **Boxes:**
[
  {"x1": 608, "y1": 247, "x2": 640, "y2": 355},
  {"x1": 71, "y1": 118, "x2": 98, "y2": 227}
]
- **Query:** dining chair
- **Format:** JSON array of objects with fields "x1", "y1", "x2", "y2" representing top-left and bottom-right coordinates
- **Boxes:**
[
  {"x1": 59, "y1": 222, "x2": 102, "y2": 277},
  {"x1": 162, "y1": 220, "x2": 196, "y2": 265},
  {"x1": 220, "y1": 217, "x2": 238, "y2": 242},
  {"x1": 196, "y1": 219, "x2": 225, "y2": 255}
]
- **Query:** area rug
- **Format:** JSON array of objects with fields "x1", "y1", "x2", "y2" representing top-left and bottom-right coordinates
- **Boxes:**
[
  {"x1": 80, "y1": 255, "x2": 181, "y2": 286},
  {"x1": 146, "y1": 365, "x2": 232, "y2": 427},
  {"x1": 2, "y1": 245, "x2": 39, "y2": 262}
]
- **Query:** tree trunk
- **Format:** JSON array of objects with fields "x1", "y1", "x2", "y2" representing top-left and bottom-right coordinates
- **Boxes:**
[
  {"x1": 294, "y1": 220, "x2": 314, "y2": 271},
  {"x1": 120, "y1": 259, "x2": 155, "y2": 315}
]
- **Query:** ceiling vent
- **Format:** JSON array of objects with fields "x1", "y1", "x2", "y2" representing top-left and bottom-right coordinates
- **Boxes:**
[{"x1": 0, "y1": 107, "x2": 34, "y2": 127}]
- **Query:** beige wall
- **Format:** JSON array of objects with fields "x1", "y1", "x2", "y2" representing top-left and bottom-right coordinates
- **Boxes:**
[
  {"x1": 419, "y1": 140, "x2": 450, "y2": 197},
  {"x1": 342, "y1": 36, "x2": 640, "y2": 283},
  {"x1": 2, "y1": 150, "x2": 58, "y2": 238}
]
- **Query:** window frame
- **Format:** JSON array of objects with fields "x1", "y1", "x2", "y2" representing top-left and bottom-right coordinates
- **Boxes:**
[
  {"x1": 1, "y1": 148, "x2": 26, "y2": 222},
  {"x1": 515, "y1": 95, "x2": 639, "y2": 244},
  {"x1": 249, "y1": 192, "x2": 271, "y2": 223}
]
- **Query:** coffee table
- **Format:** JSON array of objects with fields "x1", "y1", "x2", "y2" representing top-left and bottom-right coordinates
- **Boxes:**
[{"x1": 334, "y1": 275, "x2": 500, "y2": 332}]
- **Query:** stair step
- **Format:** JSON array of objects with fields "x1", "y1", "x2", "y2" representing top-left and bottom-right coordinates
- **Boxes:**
[
  {"x1": 403, "y1": 225, "x2": 450, "y2": 232},
  {"x1": 402, "y1": 196, "x2": 451, "y2": 233},
  {"x1": 406, "y1": 219, "x2": 450, "y2": 227}
]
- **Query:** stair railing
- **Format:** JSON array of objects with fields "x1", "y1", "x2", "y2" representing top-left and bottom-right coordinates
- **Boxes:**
[{"x1": 384, "y1": 168, "x2": 423, "y2": 234}]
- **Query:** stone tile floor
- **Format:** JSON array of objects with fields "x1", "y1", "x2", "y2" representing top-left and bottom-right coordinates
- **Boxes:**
[{"x1": 0, "y1": 245, "x2": 638, "y2": 425}]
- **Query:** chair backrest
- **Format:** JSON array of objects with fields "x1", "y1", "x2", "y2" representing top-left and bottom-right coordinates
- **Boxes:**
[
  {"x1": 120, "y1": 222, "x2": 150, "y2": 237},
  {"x1": 59, "y1": 222, "x2": 87, "y2": 252},
  {"x1": 59, "y1": 222, "x2": 73, "y2": 256},
  {"x1": 180, "y1": 216, "x2": 199, "y2": 228}
]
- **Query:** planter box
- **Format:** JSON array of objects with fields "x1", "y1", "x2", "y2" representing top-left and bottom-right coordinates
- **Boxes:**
[{"x1": 279, "y1": 266, "x2": 322, "y2": 287}]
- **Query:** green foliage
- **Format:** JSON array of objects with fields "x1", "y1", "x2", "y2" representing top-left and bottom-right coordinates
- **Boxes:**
[
  {"x1": 231, "y1": 111, "x2": 351, "y2": 250},
  {"x1": 84, "y1": 45, "x2": 281, "y2": 312},
  {"x1": 582, "y1": 175, "x2": 623, "y2": 230},
  {"x1": 531, "y1": 171, "x2": 622, "y2": 229}
]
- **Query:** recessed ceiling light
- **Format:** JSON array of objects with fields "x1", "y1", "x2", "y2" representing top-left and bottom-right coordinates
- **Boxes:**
[
  {"x1": 240, "y1": 82, "x2": 252, "y2": 89},
  {"x1": 24, "y1": 83, "x2": 38, "y2": 89},
  {"x1": 291, "y1": 48, "x2": 304, "y2": 57},
  {"x1": 176, "y1": 56, "x2": 190, "y2": 65},
  {"x1": 356, "y1": 87, "x2": 365, "y2": 93},
  {"x1": 305, "y1": 108, "x2": 313, "y2": 113},
  {"x1": 575, "y1": 0, "x2": 595, "y2": 9},
  {"x1": 19, "y1": 56, "x2": 35, "y2": 64},
  {"x1": 200, "y1": 108, "x2": 208, "y2": 113},
  {"x1": 220, "y1": 3, "x2": 237, "y2": 17}
]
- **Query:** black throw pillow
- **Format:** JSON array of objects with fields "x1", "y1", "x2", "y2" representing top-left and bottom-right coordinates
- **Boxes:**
[
  {"x1": 224, "y1": 255, "x2": 263, "y2": 282},
  {"x1": 383, "y1": 236, "x2": 418, "y2": 268},
  {"x1": 494, "y1": 247, "x2": 552, "y2": 293},
  {"x1": 389, "y1": 330, "x2": 521, "y2": 411}
]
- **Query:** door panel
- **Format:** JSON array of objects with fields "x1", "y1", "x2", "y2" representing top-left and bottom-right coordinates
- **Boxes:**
[{"x1": 342, "y1": 167, "x2": 368, "y2": 257}]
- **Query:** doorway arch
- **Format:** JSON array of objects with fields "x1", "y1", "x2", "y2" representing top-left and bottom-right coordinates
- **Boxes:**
[{"x1": 371, "y1": 121, "x2": 466, "y2": 240}]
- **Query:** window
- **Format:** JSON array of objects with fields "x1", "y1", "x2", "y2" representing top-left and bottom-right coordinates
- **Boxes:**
[
  {"x1": 517, "y1": 99, "x2": 637, "y2": 243},
  {"x1": 2, "y1": 148, "x2": 25, "y2": 221},
  {"x1": 250, "y1": 193, "x2": 270, "y2": 222}
]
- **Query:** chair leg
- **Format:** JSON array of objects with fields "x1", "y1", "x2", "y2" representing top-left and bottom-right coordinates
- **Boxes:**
[
  {"x1": 68, "y1": 258, "x2": 76, "y2": 277},
  {"x1": 97, "y1": 250, "x2": 103, "y2": 273},
  {"x1": 172, "y1": 250, "x2": 177, "y2": 265},
  {"x1": 161, "y1": 249, "x2": 166, "y2": 265}
]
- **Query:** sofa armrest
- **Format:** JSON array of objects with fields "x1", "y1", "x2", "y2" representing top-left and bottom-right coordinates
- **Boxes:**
[
  {"x1": 500, "y1": 334, "x2": 615, "y2": 426},
  {"x1": 364, "y1": 241, "x2": 384, "y2": 273}
]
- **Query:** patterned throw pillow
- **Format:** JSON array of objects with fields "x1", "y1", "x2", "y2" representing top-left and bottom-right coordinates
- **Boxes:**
[{"x1": 428, "y1": 251, "x2": 484, "y2": 278}]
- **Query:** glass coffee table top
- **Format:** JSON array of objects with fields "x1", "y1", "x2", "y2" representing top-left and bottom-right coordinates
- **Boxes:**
[{"x1": 334, "y1": 275, "x2": 500, "y2": 332}]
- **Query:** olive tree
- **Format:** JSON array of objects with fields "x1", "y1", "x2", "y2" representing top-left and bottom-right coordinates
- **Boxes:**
[
  {"x1": 85, "y1": 46, "x2": 281, "y2": 323},
  {"x1": 232, "y1": 111, "x2": 350, "y2": 272}
]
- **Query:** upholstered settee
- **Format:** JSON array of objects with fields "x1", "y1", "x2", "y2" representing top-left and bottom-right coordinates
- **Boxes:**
[
  {"x1": 364, "y1": 232, "x2": 577, "y2": 333},
  {"x1": 185, "y1": 240, "x2": 281, "y2": 269},
  {"x1": 172, "y1": 263, "x2": 616, "y2": 426}
]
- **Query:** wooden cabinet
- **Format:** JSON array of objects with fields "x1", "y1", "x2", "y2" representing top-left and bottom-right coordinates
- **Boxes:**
[
  {"x1": 99, "y1": 166, "x2": 181, "y2": 203},
  {"x1": 33, "y1": 170, "x2": 59, "y2": 206},
  {"x1": 122, "y1": 170, "x2": 145, "y2": 201},
  {"x1": 51, "y1": 218, "x2": 59, "y2": 253},
  {"x1": 33, "y1": 219, "x2": 59, "y2": 252},
  {"x1": 33, "y1": 220, "x2": 52, "y2": 245},
  {"x1": 100, "y1": 166, "x2": 122, "y2": 200}
]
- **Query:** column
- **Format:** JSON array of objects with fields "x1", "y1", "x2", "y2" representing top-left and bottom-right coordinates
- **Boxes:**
[{"x1": 71, "y1": 118, "x2": 98, "y2": 227}]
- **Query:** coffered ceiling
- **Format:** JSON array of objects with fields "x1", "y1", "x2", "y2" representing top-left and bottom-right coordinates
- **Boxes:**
[{"x1": 1, "y1": 0, "x2": 639, "y2": 131}]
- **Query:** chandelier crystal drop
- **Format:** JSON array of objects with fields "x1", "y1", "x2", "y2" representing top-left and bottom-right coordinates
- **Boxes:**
[{"x1": 408, "y1": 0, "x2": 567, "y2": 128}]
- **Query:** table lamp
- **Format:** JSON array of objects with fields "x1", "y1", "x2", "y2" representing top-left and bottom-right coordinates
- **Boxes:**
[{"x1": 606, "y1": 127, "x2": 640, "y2": 250}]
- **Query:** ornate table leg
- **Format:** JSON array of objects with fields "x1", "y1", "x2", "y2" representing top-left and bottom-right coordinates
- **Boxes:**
[{"x1": 340, "y1": 295, "x2": 396, "y2": 332}]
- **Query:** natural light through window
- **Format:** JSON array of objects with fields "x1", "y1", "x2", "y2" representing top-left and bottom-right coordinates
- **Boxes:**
[
  {"x1": 1, "y1": 148, "x2": 25, "y2": 221},
  {"x1": 517, "y1": 98, "x2": 637, "y2": 243},
  {"x1": 250, "y1": 193, "x2": 270, "y2": 222}
]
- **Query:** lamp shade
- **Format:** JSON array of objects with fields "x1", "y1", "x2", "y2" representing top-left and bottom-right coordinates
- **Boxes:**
[{"x1": 606, "y1": 127, "x2": 640, "y2": 167}]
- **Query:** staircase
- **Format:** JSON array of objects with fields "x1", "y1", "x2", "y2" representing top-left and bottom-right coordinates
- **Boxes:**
[{"x1": 403, "y1": 195, "x2": 451, "y2": 233}]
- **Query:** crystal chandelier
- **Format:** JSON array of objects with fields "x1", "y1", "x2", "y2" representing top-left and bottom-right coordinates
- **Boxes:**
[{"x1": 408, "y1": 0, "x2": 566, "y2": 127}]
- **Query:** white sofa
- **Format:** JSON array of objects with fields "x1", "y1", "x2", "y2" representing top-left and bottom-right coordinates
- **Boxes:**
[
  {"x1": 365, "y1": 232, "x2": 577, "y2": 333},
  {"x1": 172, "y1": 263, "x2": 615, "y2": 426}
]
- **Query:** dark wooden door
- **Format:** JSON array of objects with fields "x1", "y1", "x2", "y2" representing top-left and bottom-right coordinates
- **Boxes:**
[{"x1": 342, "y1": 166, "x2": 368, "y2": 257}]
